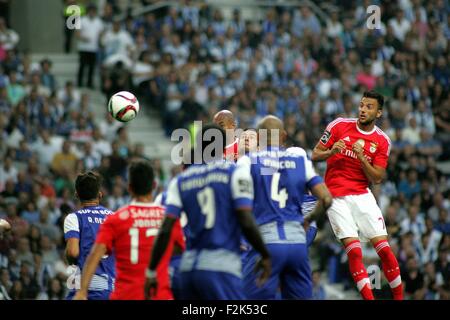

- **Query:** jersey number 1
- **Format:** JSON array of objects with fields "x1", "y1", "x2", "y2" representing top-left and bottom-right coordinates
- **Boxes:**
[
  {"x1": 129, "y1": 228, "x2": 157, "y2": 264},
  {"x1": 271, "y1": 172, "x2": 288, "y2": 208}
]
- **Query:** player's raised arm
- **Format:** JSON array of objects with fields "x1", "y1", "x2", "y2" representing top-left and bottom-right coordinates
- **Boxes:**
[
  {"x1": 232, "y1": 160, "x2": 271, "y2": 286},
  {"x1": 305, "y1": 183, "x2": 332, "y2": 225},
  {"x1": 301, "y1": 152, "x2": 333, "y2": 224},
  {"x1": 147, "y1": 216, "x2": 177, "y2": 278},
  {"x1": 64, "y1": 213, "x2": 80, "y2": 265},
  {"x1": 146, "y1": 177, "x2": 182, "y2": 297},
  {"x1": 311, "y1": 118, "x2": 346, "y2": 162},
  {"x1": 73, "y1": 243, "x2": 107, "y2": 300}
]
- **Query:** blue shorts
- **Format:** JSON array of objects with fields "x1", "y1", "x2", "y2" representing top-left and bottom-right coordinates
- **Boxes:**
[
  {"x1": 169, "y1": 255, "x2": 182, "y2": 300},
  {"x1": 179, "y1": 270, "x2": 245, "y2": 300},
  {"x1": 66, "y1": 290, "x2": 111, "y2": 300},
  {"x1": 243, "y1": 243, "x2": 312, "y2": 300}
]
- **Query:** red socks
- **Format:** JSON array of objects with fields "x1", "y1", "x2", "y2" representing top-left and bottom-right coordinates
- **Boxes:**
[
  {"x1": 374, "y1": 240, "x2": 403, "y2": 300},
  {"x1": 345, "y1": 240, "x2": 374, "y2": 300}
]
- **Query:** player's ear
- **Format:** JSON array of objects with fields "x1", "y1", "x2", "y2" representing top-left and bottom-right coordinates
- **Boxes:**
[
  {"x1": 98, "y1": 191, "x2": 103, "y2": 200},
  {"x1": 152, "y1": 180, "x2": 157, "y2": 191},
  {"x1": 281, "y1": 129, "x2": 288, "y2": 144},
  {"x1": 376, "y1": 107, "x2": 383, "y2": 119}
]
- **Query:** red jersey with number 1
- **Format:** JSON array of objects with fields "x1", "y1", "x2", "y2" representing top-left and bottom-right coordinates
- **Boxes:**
[
  {"x1": 95, "y1": 202, "x2": 185, "y2": 300},
  {"x1": 319, "y1": 118, "x2": 391, "y2": 197}
]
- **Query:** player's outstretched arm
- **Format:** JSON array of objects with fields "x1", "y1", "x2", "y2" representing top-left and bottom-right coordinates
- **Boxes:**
[
  {"x1": 65, "y1": 238, "x2": 80, "y2": 265},
  {"x1": 305, "y1": 183, "x2": 332, "y2": 225},
  {"x1": 148, "y1": 216, "x2": 177, "y2": 271},
  {"x1": 146, "y1": 216, "x2": 177, "y2": 298},
  {"x1": 236, "y1": 208, "x2": 271, "y2": 286},
  {"x1": 73, "y1": 243, "x2": 107, "y2": 300},
  {"x1": 311, "y1": 140, "x2": 345, "y2": 162}
]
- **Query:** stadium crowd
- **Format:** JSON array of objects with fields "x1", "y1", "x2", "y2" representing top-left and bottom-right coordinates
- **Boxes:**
[{"x1": 0, "y1": 0, "x2": 449, "y2": 299}]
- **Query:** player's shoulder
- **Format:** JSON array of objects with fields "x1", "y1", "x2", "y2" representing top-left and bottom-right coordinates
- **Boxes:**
[
  {"x1": 98, "y1": 205, "x2": 114, "y2": 215},
  {"x1": 286, "y1": 146, "x2": 308, "y2": 158},
  {"x1": 107, "y1": 205, "x2": 131, "y2": 223},
  {"x1": 326, "y1": 117, "x2": 357, "y2": 131},
  {"x1": 181, "y1": 160, "x2": 234, "y2": 177},
  {"x1": 374, "y1": 126, "x2": 392, "y2": 145}
]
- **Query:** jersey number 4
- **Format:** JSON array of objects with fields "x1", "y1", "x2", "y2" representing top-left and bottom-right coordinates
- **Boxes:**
[
  {"x1": 271, "y1": 172, "x2": 288, "y2": 208},
  {"x1": 197, "y1": 187, "x2": 216, "y2": 229},
  {"x1": 129, "y1": 228, "x2": 158, "y2": 264}
]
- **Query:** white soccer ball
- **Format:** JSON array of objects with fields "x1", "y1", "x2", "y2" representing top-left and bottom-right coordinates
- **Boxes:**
[{"x1": 108, "y1": 91, "x2": 140, "y2": 122}]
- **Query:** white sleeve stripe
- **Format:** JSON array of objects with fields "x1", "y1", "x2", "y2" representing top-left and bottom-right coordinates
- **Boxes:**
[
  {"x1": 325, "y1": 118, "x2": 356, "y2": 131},
  {"x1": 231, "y1": 163, "x2": 253, "y2": 201},
  {"x1": 304, "y1": 156, "x2": 318, "y2": 181},
  {"x1": 165, "y1": 178, "x2": 182, "y2": 208},
  {"x1": 64, "y1": 213, "x2": 79, "y2": 234},
  {"x1": 375, "y1": 128, "x2": 391, "y2": 156}
]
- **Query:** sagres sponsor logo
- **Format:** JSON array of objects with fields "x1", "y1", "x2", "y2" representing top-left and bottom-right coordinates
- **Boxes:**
[
  {"x1": 366, "y1": 5, "x2": 381, "y2": 30},
  {"x1": 66, "y1": 5, "x2": 81, "y2": 30}
]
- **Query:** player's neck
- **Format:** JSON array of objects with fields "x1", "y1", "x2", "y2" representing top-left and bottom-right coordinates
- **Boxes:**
[
  {"x1": 81, "y1": 200, "x2": 99, "y2": 207},
  {"x1": 356, "y1": 120, "x2": 375, "y2": 132},
  {"x1": 133, "y1": 194, "x2": 153, "y2": 203}
]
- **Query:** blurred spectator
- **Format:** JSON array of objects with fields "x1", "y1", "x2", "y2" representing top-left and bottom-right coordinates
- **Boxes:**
[
  {"x1": 76, "y1": 4, "x2": 104, "y2": 88},
  {"x1": 0, "y1": 17, "x2": 19, "y2": 50},
  {"x1": 0, "y1": 1, "x2": 447, "y2": 300},
  {"x1": 16, "y1": 238, "x2": 33, "y2": 265},
  {"x1": 402, "y1": 256, "x2": 426, "y2": 299},
  {"x1": 6, "y1": 71, "x2": 25, "y2": 107},
  {"x1": 36, "y1": 277, "x2": 65, "y2": 300},
  {"x1": 0, "y1": 156, "x2": 17, "y2": 190},
  {"x1": 51, "y1": 141, "x2": 78, "y2": 177},
  {"x1": 102, "y1": 20, "x2": 135, "y2": 70}
]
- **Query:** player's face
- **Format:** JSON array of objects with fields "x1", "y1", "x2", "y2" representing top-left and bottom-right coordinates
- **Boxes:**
[
  {"x1": 239, "y1": 130, "x2": 258, "y2": 153},
  {"x1": 358, "y1": 97, "x2": 381, "y2": 125}
]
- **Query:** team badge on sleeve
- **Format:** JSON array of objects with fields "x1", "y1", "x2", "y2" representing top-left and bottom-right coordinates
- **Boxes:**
[{"x1": 320, "y1": 130, "x2": 331, "y2": 144}]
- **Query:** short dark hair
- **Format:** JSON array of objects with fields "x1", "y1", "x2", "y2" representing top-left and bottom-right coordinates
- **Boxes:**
[
  {"x1": 128, "y1": 160, "x2": 154, "y2": 196},
  {"x1": 75, "y1": 172, "x2": 101, "y2": 201},
  {"x1": 363, "y1": 90, "x2": 384, "y2": 109}
]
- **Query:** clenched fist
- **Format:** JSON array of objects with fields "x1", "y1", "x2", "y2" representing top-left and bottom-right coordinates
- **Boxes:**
[{"x1": 331, "y1": 140, "x2": 346, "y2": 155}]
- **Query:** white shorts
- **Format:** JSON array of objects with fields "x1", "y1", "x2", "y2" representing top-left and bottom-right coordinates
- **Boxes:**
[{"x1": 327, "y1": 191, "x2": 388, "y2": 242}]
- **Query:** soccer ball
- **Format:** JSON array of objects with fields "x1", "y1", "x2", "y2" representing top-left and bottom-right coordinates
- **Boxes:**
[{"x1": 108, "y1": 91, "x2": 140, "y2": 122}]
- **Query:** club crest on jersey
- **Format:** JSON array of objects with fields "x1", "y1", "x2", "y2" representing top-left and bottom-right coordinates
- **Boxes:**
[
  {"x1": 320, "y1": 130, "x2": 331, "y2": 144},
  {"x1": 356, "y1": 139, "x2": 365, "y2": 148},
  {"x1": 370, "y1": 142, "x2": 378, "y2": 153}
]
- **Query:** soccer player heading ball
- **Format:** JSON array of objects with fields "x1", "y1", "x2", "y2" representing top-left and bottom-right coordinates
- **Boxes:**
[{"x1": 312, "y1": 90, "x2": 403, "y2": 300}]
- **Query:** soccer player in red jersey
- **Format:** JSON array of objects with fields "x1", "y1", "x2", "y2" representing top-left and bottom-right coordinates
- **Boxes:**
[
  {"x1": 73, "y1": 161, "x2": 185, "y2": 300},
  {"x1": 213, "y1": 110, "x2": 239, "y2": 161},
  {"x1": 312, "y1": 91, "x2": 403, "y2": 300}
]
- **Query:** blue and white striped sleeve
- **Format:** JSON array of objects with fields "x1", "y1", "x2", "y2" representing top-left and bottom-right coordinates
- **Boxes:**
[
  {"x1": 165, "y1": 177, "x2": 183, "y2": 219},
  {"x1": 231, "y1": 161, "x2": 254, "y2": 210},
  {"x1": 64, "y1": 213, "x2": 79, "y2": 240},
  {"x1": 304, "y1": 157, "x2": 323, "y2": 190}
]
